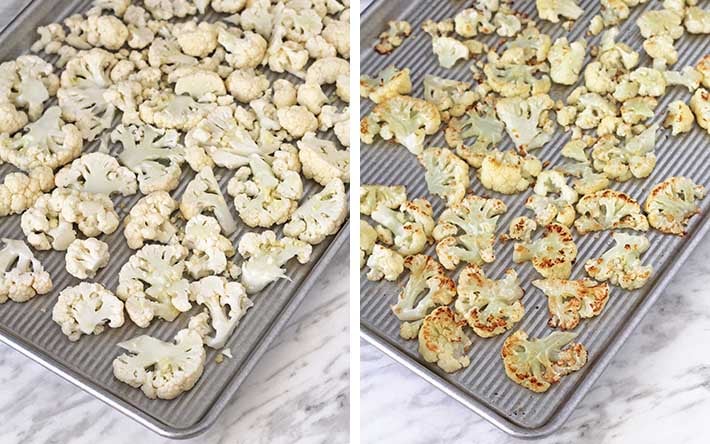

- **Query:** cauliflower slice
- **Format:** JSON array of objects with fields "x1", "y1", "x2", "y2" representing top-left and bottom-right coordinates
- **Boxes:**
[
  {"x1": 360, "y1": 184, "x2": 407, "y2": 216},
  {"x1": 180, "y1": 167, "x2": 237, "y2": 235},
  {"x1": 513, "y1": 223, "x2": 577, "y2": 279},
  {"x1": 526, "y1": 170, "x2": 578, "y2": 226},
  {"x1": 112, "y1": 327, "x2": 206, "y2": 400},
  {"x1": 664, "y1": 100, "x2": 695, "y2": 135},
  {"x1": 371, "y1": 198, "x2": 434, "y2": 256},
  {"x1": 418, "y1": 147, "x2": 469, "y2": 207},
  {"x1": 0, "y1": 238, "x2": 52, "y2": 303},
  {"x1": 684, "y1": 6, "x2": 710, "y2": 34},
  {"x1": 533, "y1": 278, "x2": 609, "y2": 330},
  {"x1": 374, "y1": 20, "x2": 412, "y2": 54},
  {"x1": 495, "y1": 94, "x2": 555, "y2": 155},
  {"x1": 690, "y1": 88, "x2": 710, "y2": 133},
  {"x1": 478, "y1": 150, "x2": 542, "y2": 194},
  {"x1": 455, "y1": 265, "x2": 524, "y2": 337},
  {"x1": 392, "y1": 255, "x2": 456, "y2": 323},
  {"x1": 574, "y1": 189, "x2": 649, "y2": 234},
  {"x1": 483, "y1": 53, "x2": 551, "y2": 98},
  {"x1": 0, "y1": 167, "x2": 54, "y2": 217},
  {"x1": 139, "y1": 92, "x2": 208, "y2": 131},
  {"x1": 360, "y1": 95, "x2": 441, "y2": 155},
  {"x1": 360, "y1": 220, "x2": 377, "y2": 268},
  {"x1": 238, "y1": 230, "x2": 312, "y2": 294},
  {"x1": 55, "y1": 152, "x2": 137, "y2": 197},
  {"x1": 123, "y1": 191, "x2": 178, "y2": 249},
  {"x1": 432, "y1": 194, "x2": 506, "y2": 269},
  {"x1": 183, "y1": 215, "x2": 235, "y2": 279},
  {"x1": 0, "y1": 55, "x2": 59, "y2": 121},
  {"x1": 65, "y1": 238, "x2": 109, "y2": 279},
  {"x1": 190, "y1": 276, "x2": 253, "y2": 349},
  {"x1": 423, "y1": 75, "x2": 477, "y2": 120},
  {"x1": 284, "y1": 178, "x2": 347, "y2": 244},
  {"x1": 365, "y1": 244, "x2": 404, "y2": 282},
  {"x1": 591, "y1": 125, "x2": 658, "y2": 182},
  {"x1": 535, "y1": 0, "x2": 583, "y2": 23},
  {"x1": 360, "y1": 66, "x2": 412, "y2": 104},
  {"x1": 117, "y1": 244, "x2": 191, "y2": 327},
  {"x1": 297, "y1": 132, "x2": 349, "y2": 186},
  {"x1": 52, "y1": 282, "x2": 123, "y2": 341},
  {"x1": 445, "y1": 103, "x2": 504, "y2": 168},
  {"x1": 548, "y1": 37, "x2": 586, "y2": 85},
  {"x1": 502, "y1": 330, "x2": 587, "y2": 393},
  {"x1": 585, "y1": 232, "x2": 652, "y2": 290},
  {"x1": 418, "y1": 306, "x2": 471, "y2": 373},
  {"x1": 644, "y1": 176, "x2": 706, "y2": 235}
]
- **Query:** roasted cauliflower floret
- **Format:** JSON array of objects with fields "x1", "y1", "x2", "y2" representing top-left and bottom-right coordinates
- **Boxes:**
[
  {"x1": 445, "y1": 103, "x2": 504, "y2": 168},
  {"x1": 526, "y1": 170, "x2": 578, "y2": 226},
  {"x1": 585, "y1": 232, "x2": 652, "y2": 290},
  {"x1": 533, "y1": 278, "x2": 609, "y2": 330},
  {"x1": 360, "y1": 220, "x2": 377, "y2": 269},
  {"x1": 418, "y1": 147, "x2": 469, "y2": 207},
  {"x1": 664, "y1": 100, "x2": 695, "y2": 135},
  {"x1": 374, "y1": 20, "x2": 412, "y2": 54},
  {"x1": 495, "y1": 94, "x2": 555, "y2": 155},
  {"x1": 284, "y1": 178, "x2": 348, "y2": 245},
  {"x1": 190, "y1": 276, "x2": 253, "y2": 349},
  {"x1": 513, "y1": 223, "x2": 577, "y2": 279},
  {"x1": 547, "y1": 37, "x2": 586, "y2": 85},
  {"x1": 52, "y1": 282, "x2": 124, "y2": 341},
  {"x1": 535, "y1": 0, "x2": 583, "y2": 23},
  {"x1": 183, "y1": 215, "x2": 235, "y2": 279},
  {"x1": 0, "y1": 238, "x2": 52, "y2": 303},
  {"x1": 430, "y1": 36, "x2": 469, "y2": 69},
  {"x1": 181, "y1": 167, "x2": 237, "y2": 235},
  {"x1": 591, "y1": 125, "x2": 658, "y2": 182},
  {"x1": 507, "y1": 216, "x2": 537, "y2": 242},
  {"x1": 685, "y1": 6, "x2": 710, "y2": 34},
  {"x1": 360, "y1": 184, "x2": 407, "y2": 216},
  {"x1": 65, "y1": 238, "x2": 109, "y2": 280},
  {"x1": 297, "y1": 132, "x2": 349, "y2": 186},
  {"x1": 690, "y1": 88, "x2": 710, "y2": 133},
  {"x1": 644, "y1": 176, "x2": 706, "y2": 235},
  {"x1": 393, "y1": 255, "x2": 456, "y2": 325},
  {"x1": 423, "y1": 75, "x2": 477, "y2": 121},
  {"x1": 478, "y1": 150, "x2": 542, "y2": 195},
  {"x1": 455, "y1": 265, "x2": 524, "y2": 338},
  {"x1": 418, "y1": 306, "x2": 471, "y2": 373},
  {"x1": 574, "y1": 189, "x2": 649, "y2": 234},
  {"x1": 502, "y1": 330, "x2": 587, "y2": 393},
  {"x1": 55, "y1": 152, "x2": 137, "y2": 197},
  {"x1": 371, "y1": 198, "x2": 435, "y2": 256},
  {"x1": 365, "y1": 244, "x2": 404, "y2": 282},
  {"x1": 360, "y1": 66, "x2": 412, "y2": 104}
]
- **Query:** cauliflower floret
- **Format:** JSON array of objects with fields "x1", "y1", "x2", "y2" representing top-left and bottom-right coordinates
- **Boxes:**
[
  {"x1": 664, "y1": 100, "x2": 695, "y2": 135},
  {"x1": 643, "y1": 35, "x2": 677, "y2": 70},
  {"x1": 526, "y1": 170, "x2": 578, "y2": 226},
  {"x1": 455, "y1": 265, "x2": 524, "y2": 337},
  {"x1": 697, "y1": 55, "x2": 710, "y2": 88},
  {"x1": 218, "y1": 27, "x2": 266, "y2": 69},
  {"x1": 432, "y1": 194, "x2": 506, "y2": 269},
  {"x1": 584, "y1": 62, "x2": 615, "y2": 94},
  {"x1": 0, "y1": 106, "x2": 82, "y2": 171},
  {"x1": 65, "y1": 238, "x2": 109, "y2": 279},
  {"x1": 418, "y1": 306, "x2": 471, "y2": 373},
  {"x1": 20, "y1": 190, "x2": 76, "y2": 251},
  {"x1": 83, "y1": 15, "x2": 129, "y2": 50},
  {"x1": 0, "y1": 55, "x2": 59, "y2": 122},
  {"x1": 430, "y1": 36, "x2": 469, "y2": 69},
  {"x1": 123, "y1": 191, "x2": 178, "y2": 249},
  {"x1": 139, "y1": 92, "x2": 208, "y2": 131},
  {"x1": 239, "y1": 0, "x2": 274, "y2": 38},
  {"x1": 392, "y1": 255, "x2": 456, "y2": 323},
  {"x1": 112, "y1": 327, "x2": 206, "y2": 400},
  {"x1": 172, "y1": 69, "x2": 226, "y2": 102},
  {"x1": 0, "y1": 167, "x2": 54, "y2": 217},
  {"x1": 690, "y1": 88, "x2": 710, "y2": 133},
  {"x1": 535, "y1": 0, "x2": 583, "y2": 23},
  {"x1": 629, "y1": 67, "x2": 666, "y2": 97},
  {"x1": 374, "y1": 20, "x2": 412, "y2": 54},
  {"x1": 211, "y1": 0, "x2": 246, "y2": 13},
  {"x1": 174, "y1": 22, "x2": 218, "y2": 58},
  {"x1": 360, "y1": 66, "x2": 411, "y2": 104},
  {"x1": 371, "y1": 199, "x2": 434, "y2": 256},
  {"x1": 360, "y1": 95, "x2": 441, "y2": 155},
  {"x1": 422, "y1": 75, "x2": 477, "y2": 121},
  {"x1": 483, "y1": 53, "x2": 551, "y2": 98},
  {"x1": 574, "y1": 189, "x2": 649, "y2": 234},
  {"x1": 284, "y1": 178, "x2": 347, "y2": 244},
  {"x1": 418, "y1": 147, "x2": 469, "y2": 207},
  {"x1": 180, "y1": 167, "x2": 237, "y2": 235},
  {"x1": 272, "y1": 79, "x2": 297, "y2": 109},
  {"x1": 238, "y1": 230, "x2": 312, "y2": 294},
  {"x1": 61, "y1": 189, "x2": 120, "y2": 238},
  {"x1": 365, "y1": 244, "x2": 404, "y2": 282},
  {"x1": 143, "y1": 0, "x2": 203, "y2": 20},
  {"x1": 502, "y1": 330, "x2": 587, "y2": 392},
  {"x1": 190, "y1": 276, "x2": 252, "y2": 349},
  {"x1": 360, "y1": 220, "x2": 377, "y2": 268},
  {"x1": 117, "y1": 244, "x2": 191, "y2": 327},
  {"x1": 55, "y1": 152, "x2": 137, "y2": 197},
  {"x1": 585, "y1": 232, "x2": 652, "y2": 290},
  {"x1": 644, "y1": 176, "x2": 706, "y2": 235},
  {"x1": 445, "y1": 103, "x2": 504, "y2": 168},
  {"x1": 593, "y1": 124, "x2": 658, "y2": 181},
  {"x1": 684, "y1": 6, "x2": 710, "y2": 33},
  {"x1": 637, "y1": 8, "x2": 684, "y2": 39},
  {"x1": 506, "y1": 216, "x2": 538, "y2": 242},
  {"x1": 620, "y1": 97, "x2": 657, "y2": 125},
  {"x1": 297, "y1": 82, "x2": 328, "y2": 115},
  {"x1": 533, "y1": 278, "x2": 609, "y2": 330},
  {"x1": 0, "y1": 238, "x2": 52, "y2": 303},
  {"x1": 453, "y1": 8, "x2": 495, "y2": 38},
  {"x1": 0, "y1": 103, "x2": 28, "y2": 135},
  {"x1": 495, "y1": 94, "x2": 555, "y2": 155},
  {"x1": 52, "y1": 282, "x2": 123, "y2": 341},
  {"x1": 548, "y1": 37, "x2": 586, "y2": 85},
  {"x1": 493, "y1": 11, "x2": 522, "y2": 37},
  {"x1": 664, "y1": 67, "x2": 702, "y2": 93},
  {"x1": 182, "y1": 215, "x2": 235, "y2": 279},
  {"x1": 360, "y1": 184, "x2": 407, "y2": 216},
  {"x1": 225, "y1": 69, "x2": 269, "y2": 104},
  {"x1": 513, "y1": 223, "x2": 577, "y2": 279},
  {"x1": 575, "y1": 92, "x2": 617, "y2": 130},
  {"x1": 276, "y1": 105, "x2": 318, "y2": 138},
  {"x1": 562, "y1": 162, "x2": 610, "y2": 196},
  {"x1": 318, "y1": 105, "x2": 349, "y2": 147},
  {"x1": 297, "y1": 132, "x2": 349, "y2": 186},
  {"x1": 478, "y1": 150, "x2": 542, "y2": 194}
]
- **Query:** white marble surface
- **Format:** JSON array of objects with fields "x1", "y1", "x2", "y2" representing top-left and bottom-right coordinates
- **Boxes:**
[{"x1": 362, "y1": 229, "x2": 710, "y2": 444}]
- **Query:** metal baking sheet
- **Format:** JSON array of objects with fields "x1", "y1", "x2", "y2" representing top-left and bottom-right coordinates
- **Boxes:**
[
  {"x1": 0, "y1": 0, "x2": 349, "y2": 439},
  {"x1": 360, "y1": 0, "x2": 710, "y2": 438}
]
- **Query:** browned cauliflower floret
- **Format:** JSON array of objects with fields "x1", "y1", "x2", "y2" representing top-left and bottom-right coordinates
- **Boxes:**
[
  {"x1": 513, "y1": 223, "x2": 577, "y2": 279},
  {"x1": 444, "y1": 102, "x2": 504, "y2": 168},
  {"x1": 418, "y1": 306, "x2": 472, "y2": 373},
  {"x1": 574, "y1": 189, "x2": 649, "y2": 234},
  {"x1": 478, "y1": 150, "x2": 542, "y2": 195},
  {"x1": 585, "y1": 233, "x2": 652, "y2": 290},
  {"x1": 360, "y1": 66, "x2": 412, "y2": 104},
  {"x1": 533, "y1": 278, "x2": 609, "y2": 330},
  {"x1": 644, "y1": 176, "x2": 706, "y2": 235},
  {"x1": 375, "y1": 20, "x2": 412, "y2": 54},
  {"x1": 371, "y1": 199, "x2": 435, "y2": 256},
  {"x1": 418, "y1": 147, "x2": 469, "y2": 207},
  {"x1": 359, "y1": 184, "x2": 407, "y2": 216},
  {"x1": 392, "y1": 255, "x2": 456, "y2": 327}
]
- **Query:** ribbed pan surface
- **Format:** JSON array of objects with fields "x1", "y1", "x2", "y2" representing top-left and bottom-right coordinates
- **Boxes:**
[
  {"x1": 0, "y1": 0, "x2": 348, "y2": 436},
  {"x1": 360, "y1": 0, "x2": 710, "y2": 434}
]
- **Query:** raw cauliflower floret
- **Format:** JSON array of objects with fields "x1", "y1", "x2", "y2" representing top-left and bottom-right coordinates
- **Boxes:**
[
  {"x1": 535, "y1": 0, "x2": 583, "y2": 23},
  {"x1": 495, "y1": 94, "x2": 555, "y2": 155},
  {"x1": 112, "y1": 327, "x2": 206, "y2": 400},
  {"x1": 591, "y1": 125, "x2": 658, "y2": 182},
  {"x1": 360, "y1": 95, "x2": 441, "y2": 155},
  {"x1": 319, "y1": 105, "x2": 349, "y2": 147},
  {"x1": 123, "y1": 191, "x2": 178, "y2": 250},
  {"x1": 548, "y1": 37, "x2": 586, "y2": 85},
  {"x1": 276, "y1": 105, "x2": 318, "y2": 139},
  {"x1": 183, "y1": 215, "x2": 235, "y2": 279},
  {"x1": 172, "y1": 69, "x2": 226, "y2": 102},
  {"x1": 423, "y1": 75, "x2": 477, "y2": 121},
  {"x1": 374, "y1": 20, "x2": 412, "y2": 54},
  {"x1": 55, "y1": 152, "x2": 137, "y2": 197},
  {"x1": 175, "y1": 22, "x2": 218, "y2": 58},
  {"x1": 218, "y1": 28, "x2": 266, "y2": 69},
  {"x1": 0, "y1": 103, "x2": 28, "y2": 135},
  {"x1": 526, "y1": 170, "x2": 578, "y2": 226},
  {"x1": 296, "y1": 82, "x2": 328, "y2": 115},
  {"x1": 418, "y1": 147, "x2": 469, "y2": 207},
  {"x1": 225, "y1": 69, "x2": 269, "y2": 103},
  {"x1": 360, "y1": 220, "x2": 377, "y2": 269},
  {"x1": 20, "y1": 190, "x2": 77, "y2": 251},
  {"x1": 690, "y1": 88, "x2": 710, "y2": 133},
  {"x1": 360, "y1": 66, "x2": 411, "y2": 104},
  {"x1": 190, "y1": 276, "x2": 253, "y2": 349},
  {"x1": 574, "y1": 189, "x2": 649, "y2": 234},
  {"x1": 82, "y1": 15, "x2": 129, "y2": 50},
  {"x1": 52, "y1": 282, "x2": 123, "y2": 341},
  {"x1": 0, "y1": 167, "x2": 54, "y2": 217},
  {"x1": 513, "y1": 223, "x2": 577, "y2": 279},
  {"x1": 139, "y1": 92, "x2": 207, "y2": 132},
  {"x1": 371, "y1": 198, "x2": 435, "y2": 256},
  {"x1": 297, "y1": 132, "x2": 349, "y2": 186},
  {"x1": 65, "y1": 238, "x2": 109, "y2": 279},
  {"x1": 455, "y1": 265, "x2": 524, "y2": 338},
  {"x1": 432, "y1": 194, "x2": 506, "y2": 269},
  {"x1": 664, "y1": 100, "x2": 695, "y2": 135},
  {"x1": 0, "y1": 55, "x2": 59, "y2": 122},
  {"x1": 445, "y1": 103, "x2": 504, "y2": 168},
  {"x1": 0, "y1": 106, "x2": 83, "y2": 171},
  {"x1": 284, "y1": 178, "x2": 347, "y2": 244},
  {"x1": 533, "y1": 278, "x2": 609, "y2": 330},
  {"x1": 0, "y1": 238, "x2": 52, "y2": 303},
  {"x1": 502, "y1": 330, "x2": 587, "y2": 393},
  {"x1": 61, "y1": 189, "x2": 120, "y2": 238},
  {"x1": 117, "y1": 244, "x2": 191, "y2": 327},
  {"x1": 478, "y1": 150, "x2": 542, "y2": 195},
  {"x1": 211, "y1": 0, "x2": 246, "y2": 13},
  {"x1": 181, "y1": 167, "x2": 237, "y2": 235},
  {"x1": 238, "y1": 230, "x2": 312, "y2": 294},
  {"x1": 392, "y1": 255, "x2": 456, "y2": 325},
  {"x1": 418, "y1": 306, "x2": 471, "y2": 373},
  {"x1": 360, "y1": 184, "x2": 407, "y2": 216},
  {"x1": 685, "y1": 7, "x2": 710, "y2": 34},
  {"x1": 644, "y1": 176, "x2": 706, "y2": 235},
  {"x1": 585, "y1": 232, "x2": 652, "y2": 290}
]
